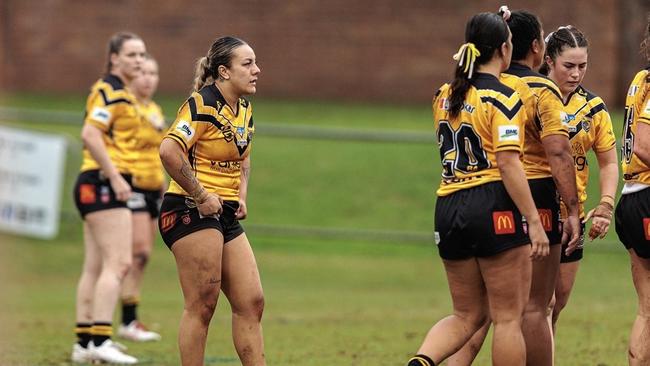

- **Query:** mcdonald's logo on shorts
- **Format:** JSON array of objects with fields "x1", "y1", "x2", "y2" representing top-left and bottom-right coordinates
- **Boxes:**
[
  {"x1": 160, "y1": 211, "x2": 177, "y2": 233},
  {"x1": 493, "y1": 211, "x2": 515, "y2": 235},
  {"x1": 79, "y1": 184, "x2": 96, "y2": 204},
  {"x1": 538, "y1": 209, "x2": 552, "y2": 232},
  {"x1": 644, "y1": 218, "x2": 650, "y2": 241}
]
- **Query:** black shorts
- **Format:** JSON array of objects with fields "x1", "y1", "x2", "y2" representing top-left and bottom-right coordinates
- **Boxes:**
[
  {"x1": 127, "y1": 187, "x2": 162, "y2": 218},
  {"x1": 560, "y1": 222, "x2": 585, "y2": 263},
  {"x1": 529, "y1": 177, "x2": 562, "y2": 245},
  {"x1": 435, "y1": 181, "x2": 530, "y2": 260},
  {"x1": 615, "y1": 188, "x2": 650, "y2": 258},
  {"x1": 158, "y1": 194, "x2": 244, "y2": 249},
  {"x1": 73, "y1": 170, "x2": 132, "y2": 219}
]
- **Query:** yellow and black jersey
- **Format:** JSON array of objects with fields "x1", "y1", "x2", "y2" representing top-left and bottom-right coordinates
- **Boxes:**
[
  {"x1": 503, "y1": 63, "x2": 568, "y2": 178},
  {"x1": 165, "y1": 84, "x2": 254, "y2": 201},
  {"x1": 561, "y1": 85, "x2": 615, "y2": 217},
  {"x1": 622, "y1": 68, "x2": 650, "y2": 185},
  {"x1": 132, "y1": 100, "x2": 166, "y2": 190},
  {"x1": 80, "y1": 74, "x2": 140, "y2": 173},
  {"x1": 434, "y1": 73, "x2": 526, "y2": 196}
]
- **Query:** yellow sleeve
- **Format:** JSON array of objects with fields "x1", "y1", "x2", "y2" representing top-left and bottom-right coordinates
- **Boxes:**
[
  {"x1": 165, "y1": 99, "x2": 208, "y2": 153},
  {"x1": 538, "y1": 85, "x2": 569, "y2": 138},
  {"x1": 84, "y1": 86, "x2": 129, "y2": 132},
  {"x1": 490, "y1": 92, "x2": 525, "y2": 153},
  {"x1": 639, "y1": 95, "x2": 650, "y2": 125},
  {"x1": 593, "y1": 104, "x2": 616, "y2": 153}
]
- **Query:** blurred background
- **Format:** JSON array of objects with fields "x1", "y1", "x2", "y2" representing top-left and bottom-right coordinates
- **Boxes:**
[{"x1": 0, "y1": 1, "x2": 648, "y2": 365}]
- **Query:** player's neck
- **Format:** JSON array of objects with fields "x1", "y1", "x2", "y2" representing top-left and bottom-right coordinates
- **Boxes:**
[
  {"x1": 476, "y1": 61, "x2": 502, "y2": 79},
  {"x1": 214, "y1": 81, "x2": 240, "y2": 113}
]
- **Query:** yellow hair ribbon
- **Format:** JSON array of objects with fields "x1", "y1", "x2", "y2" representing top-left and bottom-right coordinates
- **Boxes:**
[{"x1": 452, "y1": 43, "x2": 481, "y2": 78}]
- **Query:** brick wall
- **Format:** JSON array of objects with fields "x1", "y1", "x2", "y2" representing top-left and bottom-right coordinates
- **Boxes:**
[{"x1": 1, "y1": 0, "x2": 648, "y2": 107}]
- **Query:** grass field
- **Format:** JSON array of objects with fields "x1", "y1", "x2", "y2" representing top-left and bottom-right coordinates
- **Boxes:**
[{"x1": 0, "y1": 93, "x2": 637, "y2": 365}]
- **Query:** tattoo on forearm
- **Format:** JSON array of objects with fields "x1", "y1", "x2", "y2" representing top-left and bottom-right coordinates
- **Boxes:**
[{"x1": 178, "y1": 153, "x2": 201, "y2": 195}]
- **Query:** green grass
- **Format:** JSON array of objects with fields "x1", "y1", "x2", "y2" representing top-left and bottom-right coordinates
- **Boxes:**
[{"x1": 0, "y1": 93, "x2": 637, "y2": 365}]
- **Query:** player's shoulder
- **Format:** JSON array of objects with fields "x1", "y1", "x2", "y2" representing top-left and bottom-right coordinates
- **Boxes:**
[
  {"x1": 472, "y1": 73, "x2": 515, "y2": 97},
  {"x1": 91, "y1": 74, "x2": 133, "y2": 105}
]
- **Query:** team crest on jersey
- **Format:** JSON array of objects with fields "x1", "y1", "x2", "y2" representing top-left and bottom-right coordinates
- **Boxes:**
[
  {"x1": 175, "y1": 120, "x2": 194, "y2": 140},
  {"x1": 582, "y1": 119, "x2": 591, "y2": 132},
  {"x1": 90, "y1": 107, "x2": 111, "y2": 125},
  {"x1": 629, "y1": 85, "x2": 639, "y2": 96},
  {"x1": 498, "y1": 125, "x2": 519, "y2": 142}
]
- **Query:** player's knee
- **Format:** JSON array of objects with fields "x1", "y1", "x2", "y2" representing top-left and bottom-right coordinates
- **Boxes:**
[
  {"x1": 132, "y1": 251, "x2": 150, "y2": 270},
  {"x1": 233, "y1": 293, "x2": 265, "y2": 322},
  {"x1": 455, "y1": 310, "x2": 488, "y2": 332}
]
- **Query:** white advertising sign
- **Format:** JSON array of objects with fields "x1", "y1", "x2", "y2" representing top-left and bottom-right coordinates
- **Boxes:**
[{"x1": 0, "y1": 125, "x2": 67, "y2": 239}]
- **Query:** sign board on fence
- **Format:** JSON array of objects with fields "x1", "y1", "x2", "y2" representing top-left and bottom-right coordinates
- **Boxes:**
[{"x1": 0, "y1": 125, "x2": 67, "y2": 239}]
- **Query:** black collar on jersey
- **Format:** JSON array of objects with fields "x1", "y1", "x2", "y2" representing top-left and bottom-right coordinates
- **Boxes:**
[
  {"x1": 471, "y1": 72, "x2": 515, "y2": 97},
  {"x1": 103, "y1": 74, "x2": 125, "y2": 91},
  {"x1": 506, "y1": 62, "x2": 538, "y2": 78}
]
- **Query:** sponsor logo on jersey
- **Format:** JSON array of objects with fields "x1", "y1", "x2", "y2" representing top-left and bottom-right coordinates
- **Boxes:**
[
  {"x1": 561, "y1": 112, "x2": 575, "y2": 126},
  {"x1": 438, "y1": 98, "x2": 449, "y2": 111},
  {"x1": 493, "y1": 211, "x2": 516, "y2": 235},
  {"x1": 434, "y1": 231, "x2": 440, "y2": 245},
  {"x1": 79, "y1": 184, "x2": 96, "y2": 204},
  {"x1": 175, "y1": 120, "x2": 194, "y2": 140},
  {"x1": 628, "y1": 85, "x2": 639, "y2": 96},
  {"x1": 498, "y1": 125, "x2": 519, "y2": 142},
  {"x1": 90, "y1": 107, "x2": 111, "y2": 125},
  {"x1": 538, "y1": 209, "x2": 553, "y2": 232},
  {"x1": 644, "y1": 218, "x2": 650, "y2": 241},
  {"x1": 462, "y1": 103, "x2": 475, "y2": 114}
]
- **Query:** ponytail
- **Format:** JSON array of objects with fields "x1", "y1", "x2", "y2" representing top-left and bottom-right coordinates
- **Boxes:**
[
  {"x1": 191, "y1": 36, "x2": 246, "y2": 92},
  {"x1": 449, "y1": 43, "x2": 481, "y2": 118},
  {"x1": 193, "y1": 56, "x2": 214, "y2": 92}
]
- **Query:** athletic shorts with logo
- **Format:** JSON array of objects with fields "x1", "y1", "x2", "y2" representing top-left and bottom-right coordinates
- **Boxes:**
[
  {"x1": 73, "y1": 170, "x2": 132, "y2": 218},
  {"x1": 127, "y1": 187, "x2": 163, "y2": 218},
  {"x1": 435, "y1": 181, "x2": 529, "y2": 260},
  {"x1": 528, "y1": 177, "x2": 562, "y2": 245},
  {"x1": 616, "y1": 187, "x2": 650, "y2": 259},
  {"x1": 158, "y1": 193, "x2": 244, "y2": 249}
]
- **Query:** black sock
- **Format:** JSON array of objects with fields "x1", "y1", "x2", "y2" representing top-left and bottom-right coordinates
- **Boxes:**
[
  {"x1": 121, "y1": 300, "x2": 138, "y2": 325},
  {"x1": 407, "y1": 354, "x2": 435, "y2": 366},
  {"x1": 75, "y1": 323, "x2": 92, "y2": 348},
  {"x1": 92, "y1": 322, "x2": 112, "y2": 346}
]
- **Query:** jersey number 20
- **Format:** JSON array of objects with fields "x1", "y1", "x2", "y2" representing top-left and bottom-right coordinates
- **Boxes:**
[{"x1": 437, "y1": 121, "x2": 489, "y2": 178}]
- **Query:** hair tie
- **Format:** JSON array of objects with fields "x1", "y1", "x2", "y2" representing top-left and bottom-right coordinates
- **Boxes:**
[
  {"x1": 452, "y1": 43, "x2": 481, "y2": 79},
  {"x1": 498, "y1": 5, "x2": 511, "y2": 21}
]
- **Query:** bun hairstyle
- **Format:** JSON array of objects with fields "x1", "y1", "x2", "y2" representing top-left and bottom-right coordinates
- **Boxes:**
[
  {"x1": 193, "y1": 36, "x2": 247, "y2": 92},
  {"x1": 448, "y1": 12, "x2": 509, "y2": 118}
]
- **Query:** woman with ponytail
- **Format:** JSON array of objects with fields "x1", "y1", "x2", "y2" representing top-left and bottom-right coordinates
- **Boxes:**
[
  {"x1": 450, "y1": 9, "x2": 582, "y2": 366},
  {"x1": 158, "y1": 36, "x2": 265, "y2": 366},
  {"x1": 406, "y1": 12, "x2": 548, "y2": 366}
]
